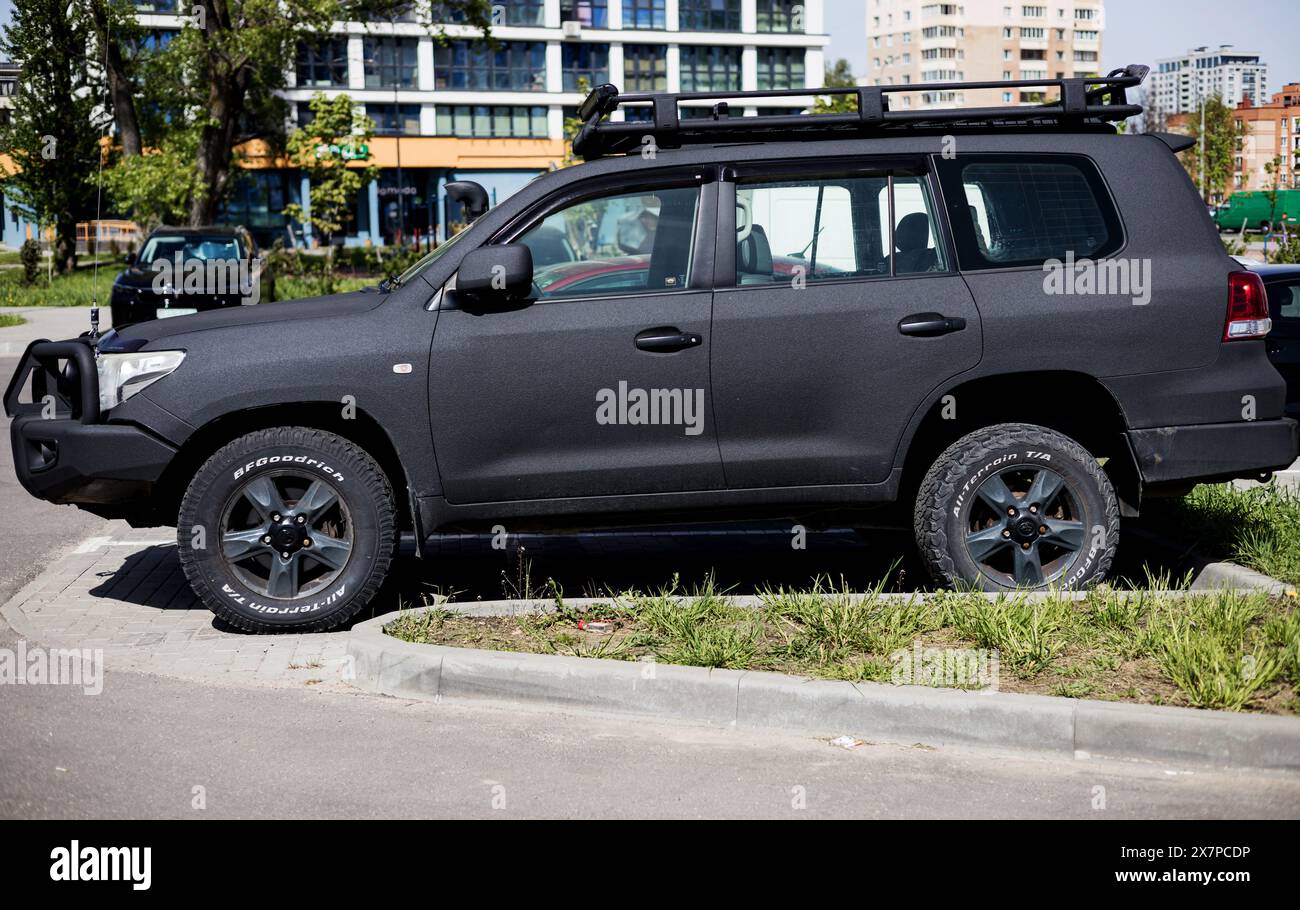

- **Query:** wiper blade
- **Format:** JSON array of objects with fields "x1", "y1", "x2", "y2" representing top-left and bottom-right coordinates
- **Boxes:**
[{"x1": 377, "y1": 272, "x2": 401, "y2": 292}]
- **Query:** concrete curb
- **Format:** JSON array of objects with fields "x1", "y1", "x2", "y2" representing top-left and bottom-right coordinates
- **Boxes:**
[{"x1": 347, "y1": 613, "x2": 1300, "y2": 772}]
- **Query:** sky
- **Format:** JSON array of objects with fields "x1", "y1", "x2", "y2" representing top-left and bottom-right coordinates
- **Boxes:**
[
  {"x1": 1, "y1": 0, "x2": 1296, "y2": 89},
  {"x1": 825, "y1": 0, "x2": 1300, "y2": 88}
]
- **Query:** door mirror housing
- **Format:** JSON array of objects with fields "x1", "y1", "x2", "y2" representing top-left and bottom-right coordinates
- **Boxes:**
[{"x1": 456, "y1": 244, "x2": 534, "y2": 304}]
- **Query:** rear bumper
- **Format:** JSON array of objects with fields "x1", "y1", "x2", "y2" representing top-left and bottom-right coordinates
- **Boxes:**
[
  {"x1": 1128, "y1": 419, "x2": 1299, "y2": 486},
  {"x1": 10, "y1": 415, "x2": 177, "y2": 506}
]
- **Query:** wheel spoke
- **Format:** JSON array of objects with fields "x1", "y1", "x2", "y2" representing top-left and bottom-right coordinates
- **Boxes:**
[
  {"x1": 1013, "y1": 545, "x2": 1045, "y2": 587},
  {"x1": 1040, "y1": 518, "x2": 1086, "y2": 552},
  {"x1": 966, "y1": 526, "x2": 1011, "y2": 562},
  {"x1": 306, "y1": 531, "x2": 352, "y2": 571},
  {"x1": 296, "y1": 480, "x2": 339, "y2": 522},
  {"x1": 242, "y1": 476, "x2": 288, "y2": 522},
  {"x1": 975, "y1": 474, "x2": 1017, "y2": 513},
  {"x1": 222, "y1": 527, "x2": 268, "y2": 561},
  {"x1": 267, "y1": 553, "x2": 300, "y2": 598},
  {"x1": 1025, "y1": 469, "x2": 1066, "y2": 512}
]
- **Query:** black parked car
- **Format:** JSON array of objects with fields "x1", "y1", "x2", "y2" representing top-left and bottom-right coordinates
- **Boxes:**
[
  {"x1": 7, "y1": 68, "x2": 1298, "y2": 632},
  {"x1": 110, "y1": 225, "x2": 264, "y2": 329},
  {"x1": 1246, "y1": 262, "x2": 1300, "y2": 417}
]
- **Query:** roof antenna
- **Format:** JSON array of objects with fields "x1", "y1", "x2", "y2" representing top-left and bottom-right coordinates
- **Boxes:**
[{"x1": 89, "y1": 25, "x2": 112, "y2": 351}]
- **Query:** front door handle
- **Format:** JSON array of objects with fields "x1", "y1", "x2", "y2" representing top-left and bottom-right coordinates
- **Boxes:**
[
  {"x1": 898, "y1": 312, "x2": 967, "y2": 337},
  {"x1": 635, "y1": 327, "x2": 703, "y2": 353}
]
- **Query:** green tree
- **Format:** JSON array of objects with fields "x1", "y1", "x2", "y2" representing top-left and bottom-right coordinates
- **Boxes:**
[
  {"x1": 283, "y1": 93, "x2": 377, "y2": 241},
  {"x1": 0, "y1": 0, "x2": 103, "y2": 272},
  {"x1": 1181, "y1": 96, "x2": 1238, "y2": 204},
  {"x1": 169, "y1": 1, "x2": 492, "y2": 226},
  {"x1": 815, "y1": 58, "x2": 858, "y2": 114}
]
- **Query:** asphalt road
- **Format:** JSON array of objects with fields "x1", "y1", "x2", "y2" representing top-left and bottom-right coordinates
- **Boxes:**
[{"x1": 4, "y1": 639, "x2": 1298, "y2": 819}]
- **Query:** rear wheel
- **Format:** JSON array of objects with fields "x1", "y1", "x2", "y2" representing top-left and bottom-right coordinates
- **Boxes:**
[
  {"x1": 178, "y1": 427, "x2": 396, "y2": 632},
  {"x1": 914, "y1": 423, "x2": 1119, "y2": 591}
]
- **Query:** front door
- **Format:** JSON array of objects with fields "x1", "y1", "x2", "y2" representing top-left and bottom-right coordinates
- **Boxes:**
[
  {"x1": 429, "y1": 179, "x2": 724, "y2": 504},
  {"x1": 710, "y1": 160, "x2": 983, "y2": 488}
]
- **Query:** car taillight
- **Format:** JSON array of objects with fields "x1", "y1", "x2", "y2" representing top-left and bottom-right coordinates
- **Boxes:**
[{"x1": 1224, "y1": 271, "x2": 1271, "y2": 341}]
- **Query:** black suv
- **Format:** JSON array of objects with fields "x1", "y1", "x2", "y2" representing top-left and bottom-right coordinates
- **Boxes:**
[
  {"x1": 110, "y1": 225, "x2": 263, "y2": 329},
  {"x1": 7, "y1": 68, "x2": 1297, "y2": 632}
]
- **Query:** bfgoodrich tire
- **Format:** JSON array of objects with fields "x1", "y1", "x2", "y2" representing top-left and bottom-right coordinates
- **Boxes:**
[
  {"x1": 177, "y1": 427, "x2": 397, "y2": 633},
  {"x1": 914, "y1": 423, "x2": 1119, "y2": 592}
]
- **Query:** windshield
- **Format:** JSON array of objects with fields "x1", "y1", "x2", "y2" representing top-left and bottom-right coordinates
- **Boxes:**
[
  {"x1": 139, "y1": 234, "x2": 243, "y2": 263},
  {"x1": 391, "y1": 228, "x2": 472, "y2": 288}
]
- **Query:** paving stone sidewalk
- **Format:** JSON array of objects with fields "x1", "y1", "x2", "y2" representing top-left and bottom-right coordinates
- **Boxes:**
[{"x1": 1, "y1": 525, "x2": 356, "y2": 688}]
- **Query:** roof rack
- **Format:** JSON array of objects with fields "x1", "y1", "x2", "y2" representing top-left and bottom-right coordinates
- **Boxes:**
[{"x1": 572, "y1": 64, "x2": 1149, "y2": 160}]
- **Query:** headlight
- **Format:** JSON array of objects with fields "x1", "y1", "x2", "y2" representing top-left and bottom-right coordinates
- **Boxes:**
[{"x1": 97, "y1": 351, "x2": 185, "y2": 413}]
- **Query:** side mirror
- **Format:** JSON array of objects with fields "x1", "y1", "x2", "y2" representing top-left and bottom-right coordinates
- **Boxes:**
[
  {"x1": 456, "y1": 244, "x2": 534, "y2": 305},
  {"x1": 124, "y1": 252, "x2": 137, "y2": 267}
]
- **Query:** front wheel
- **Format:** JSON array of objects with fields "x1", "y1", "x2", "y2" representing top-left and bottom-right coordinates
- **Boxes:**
[
  {"x1": 178, "y1": 427, "x2": 397, "y2": 632},
  {"x1": 913, "y1": 424, "x2": 1119, "y2": 591}
]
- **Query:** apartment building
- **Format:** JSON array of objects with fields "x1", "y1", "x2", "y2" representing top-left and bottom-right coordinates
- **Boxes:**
[
  {"x1": 863, "y1": 0, "x2": 1104, "y2": 110},
  {"x1": 129, "y1": 0, "x2": 828, "y2": 248},
  {"x1": 1150, "y1": 46, "x2": 1269, "y2": 121},
  {"x1": 1232, "y1": 83, "x2": 1300, "y2": 193}
]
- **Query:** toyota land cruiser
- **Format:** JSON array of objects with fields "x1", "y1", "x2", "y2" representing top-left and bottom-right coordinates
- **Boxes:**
[{"x1": 7, "y1": 67, "x2": 1297, "y2": 632}]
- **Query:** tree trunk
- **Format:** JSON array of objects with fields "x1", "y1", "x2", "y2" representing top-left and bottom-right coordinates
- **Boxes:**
[
  {"x1": 55, "y1": 214, "x2": 78, "y2": 274},
  {"x1": 89, "y1": 0, "x2": 141, "y2": 157}
]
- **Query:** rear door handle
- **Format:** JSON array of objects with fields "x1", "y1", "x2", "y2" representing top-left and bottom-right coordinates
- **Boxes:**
[
  {"x1": 635, "y1": 327, "x2": 702, "y2": 353},
  {"x1": 898, "y1": 312, "x2": 967, "y2": 337}
]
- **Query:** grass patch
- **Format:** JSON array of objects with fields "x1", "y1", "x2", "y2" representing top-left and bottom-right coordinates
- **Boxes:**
[
  {"x1": 0, "y1": 266, "x2": 115, "y2": 307},
  {"x1": 0, "y1": 313, "x2": 26, "y2": 328},
  {"x1": 1145, "y1": 483, "x2": 1300, "y2": 586},
  {"x1": 386, "y1": 580, "x2": 1300, "y2": 714},
  {"x1": 0, "y1": 265, "x2": 374, "y2": 307}
]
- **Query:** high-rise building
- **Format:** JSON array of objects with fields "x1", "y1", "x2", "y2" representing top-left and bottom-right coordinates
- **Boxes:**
[
  {"x1": 2, "y1": 1, "x2": 829, "y2": 250},
  {"x1": 863, "y1": 1, "x2": 1104, "y2": 110},
  {"x1": 1149, "y1": 46, "x2": 1269, "y2": 120},
  {"x1": 1232, "y1": 83, "x2": 1300, "y2": 193},
  {"x1": 153, "y1": 0, "x2": 828, "y2": 248}
]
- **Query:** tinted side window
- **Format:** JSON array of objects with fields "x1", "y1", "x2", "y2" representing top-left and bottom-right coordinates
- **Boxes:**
[
  {"x1": 518, "y1": 187, "x2": 699, "y2": 299},
  {"x1": 735, "y1": 171, "x2": 947, "y2": 285},
  {"x1": 938, "y1": 155, "x2": 1122, "y2": 270}
]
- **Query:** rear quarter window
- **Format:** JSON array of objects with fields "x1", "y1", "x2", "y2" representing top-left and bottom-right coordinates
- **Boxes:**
[{"x1": 936, "y1": 154, "x2": 1123, "y2": 270}]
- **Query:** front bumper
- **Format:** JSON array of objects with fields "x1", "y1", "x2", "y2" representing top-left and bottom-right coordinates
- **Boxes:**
[
  {"x1": 5, "y1": 338, "x2": 177, "y2": 513},
  {"x1": 10, "y1": 415, "x2": 176, "y2": 505},
  {"x1": 1128, "y1": 419, "x2": 1299, "y2": 486}
]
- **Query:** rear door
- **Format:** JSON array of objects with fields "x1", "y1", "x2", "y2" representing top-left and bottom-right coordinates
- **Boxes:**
[
  {"x1": 1265, "y1": 277, "x2": 1300, "y2": 418},
  {"x1": 710, "y1": 158, "x2": 982, "y2": 488}
]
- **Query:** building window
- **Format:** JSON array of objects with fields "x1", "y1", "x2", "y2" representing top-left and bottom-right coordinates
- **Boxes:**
[
  {"x1": 364, "y1": 36, "x2": 418, "y2": 89},
  {"x1": 296, "y1": 38, "x2": 348, "y2": 87},
  {"x1": 624, "y1": 44, "x2": 667, "y2": 92},
  {"x1": 562, "y1": 43, "x2": 610, "y2": 92},
  {"x1": 757, "y1": 48, "x2": 804, "y2": 91},
  {"x1": 434, "y1": 41, "x2": 547, "y2": 91},
  {"x1": 679, "y1": 0, "x2": 741, "y2": 31},
  {"x1": 622, "y1": 0, "x2": 665, "y2": 29},
  {"x1": 756, "y1": 0, "x2": 804, "y2": 32},
  {"x1": 368, "y1": 103, "x2": 422, "y2": 135},
  {"x1": 680, "y1": 46, "x2": 741, "y2": 92},
  {"x1": 561, "y1": 0, "x2": 609, "y2": 27},
  {"x1": 435, "y1": 105, "x2": 548, "y2": 138},
  {"x1": 432, "y1": 0, "x2": 544, "y2": 23}
]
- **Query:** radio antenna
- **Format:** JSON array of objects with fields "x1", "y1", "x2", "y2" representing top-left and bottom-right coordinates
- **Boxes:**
[{"x1": 89, "y1": 21, "x2": 112, "y2": 348}]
